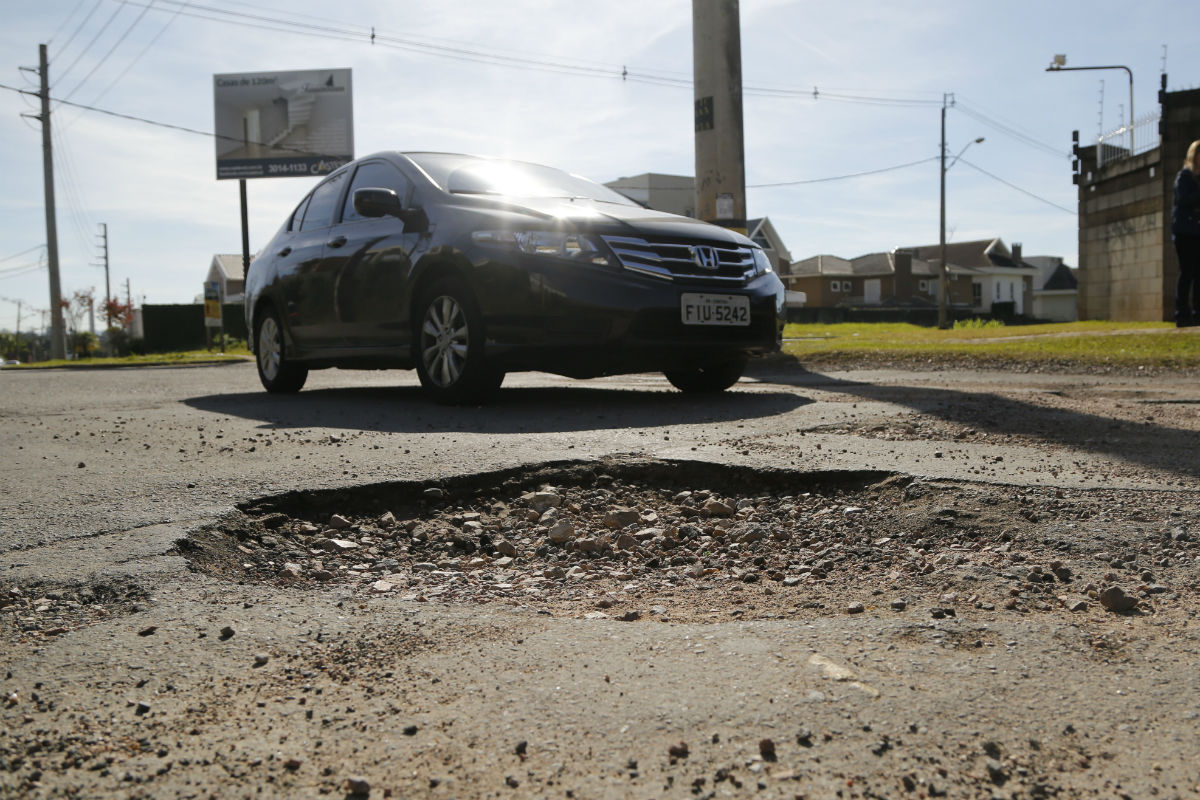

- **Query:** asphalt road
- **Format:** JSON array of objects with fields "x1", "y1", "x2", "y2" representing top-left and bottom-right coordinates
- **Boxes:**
[{"x1": 2, "y1": 361, "x2": 1199, "y2": 798}]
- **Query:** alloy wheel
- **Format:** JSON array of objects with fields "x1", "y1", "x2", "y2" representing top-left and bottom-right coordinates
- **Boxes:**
[
  {"x1": 258, "y1": 315, "x2": 282, "y2": 383},
  {"x1": 421, "y1": 295, "x2": 469, "y2": 388}
]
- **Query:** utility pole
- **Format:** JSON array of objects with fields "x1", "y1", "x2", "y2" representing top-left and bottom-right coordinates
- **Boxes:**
[
  {"x1": 692, "y1": 0, "x2": 746, "y2": 233},
  {"x1": 125, "y1": 278, "x2": 132, "y2": 311},
  {"x1": 938, "y1": 94, "x2": 949, "y2": 329},
  {"x1": 21, "y1": 45, "x2": 67, "y2": 360},
  {"x1": 94, "y1": 223, "x2": 111, "y2": 354}
]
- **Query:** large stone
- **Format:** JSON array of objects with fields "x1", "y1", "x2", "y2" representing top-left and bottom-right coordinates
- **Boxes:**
[
  {"x1": 1099, "y1": 585, "x2": 1138, "y2": 612},
  {"x1": 529, "y1": 492, "x2": 563, "y2": 513},
  {"x1": 604, "y1": 507, "x2": 640, "y2": 528},
  {"x1": 547, "y1": 520, "x2": 575, "y2": 544}
]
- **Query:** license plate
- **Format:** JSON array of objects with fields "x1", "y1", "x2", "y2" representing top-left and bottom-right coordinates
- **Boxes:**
[{"x1": 680, "y1": 293, "x2": 750, "y2": 326}]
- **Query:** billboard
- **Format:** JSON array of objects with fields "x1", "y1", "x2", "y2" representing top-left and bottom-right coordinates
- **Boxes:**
[{"x1": 213, "y1": 68, "x2": 353, "y2": 180}]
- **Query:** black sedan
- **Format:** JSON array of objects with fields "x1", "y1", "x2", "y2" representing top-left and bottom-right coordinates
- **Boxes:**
[{"x1": 245, "y1": 152, "x2": 785, "y2": 402}]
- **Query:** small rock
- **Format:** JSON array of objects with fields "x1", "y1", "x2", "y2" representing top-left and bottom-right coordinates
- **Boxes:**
[
  {"x1": 759, "y1": 738, "x2": 777, "y2": 761},
  {"x1": 219, "y1": 626, "x2": 235, "y2": 640},
  {"x1": 137, "y1": 625, "x2": 157, "y2": 637},
  {"x1": 344, "y1": 776, "x2": 371, "y2": 795},
  {"x1": 135, "y1": 701, "x2": 151, "y2": 716},
  {"x1": 253, "y1": 653, "x2": 270, "y2": 667},
  {"x1": 668, "y1": 741, "x2": 689, "y2": 759},
  {"x1": 403, "y1": 724, "x2": 418, "y2": 736},
  {"x1": 1099, "y1": 585, "x2": 1138, "y2": 612},
  {"x1": 493, "y1": 557, "x2": 514, "y2": 568},
  {"x1": 605, "y1": 507, "x2": 641, "y2": 528},
  {"x1": 328, "y1": 514, "x2": 352, "y2": 529},
  {"x1": 370, "y1": 580, "x2": 394, "y2": 593},
  {"x1": 423, "y1": 487, "x2": 445, "y2": 501},
  {"x1": 703, "y1": 499, "x2": 735, "y2": 518},
  {"x1": 329, "y1": 539, "x2": 358, "y2": 551},
  {"x1": 847, "y1": 602, "x2": 865, "y2": 614},
  {"x1": 619, "y1": 610, "x2": 641, "y2": 622},
  {"x1": 528, "y1": 491, "x2": 562, "y2": 513},
  {"x1": 495, "y1": 539, "x2": 518, "y2": 557},
  {"x1": 278, "y1": 564, "x2": 302, "y2": 579},
  {"x1": 547, "y1": 520, "x2": 575, "y2": 544},
  {"x1": 890, "y1": 599, "x2": 907, "y2": 611},
  {"x1": 378, "y1": 512, "x2": 396, "y2": 529}
]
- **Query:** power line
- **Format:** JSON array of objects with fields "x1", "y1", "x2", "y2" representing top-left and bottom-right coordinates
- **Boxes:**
[
  {"x1": 60, "y1": 0, "x2": 158, "y2": 103},
  {"x1": 53, "y1": 0, "x2": 128, "y2": 89},
  {"x1": 748, "y1": 157, "x2": 940, "y2": 188},
  {"x1": 0, "y1": 82, "x2": 314, "y2": 154},
  {"x1": 47, "y1": 0, "x2": 91, "y2": 45},
  {"x1": 71, "y1": 0, "x2": 190, "y2": 114},
  {"x1": 954, "y1": 100, "x2": 1070, "y2": 160},
  {"x1": 957, "y1": 158, "x2": 1075, "y2": 214},
  {"x1": 51, "y1": 0, "x2": 105, "y2": 63},
  {"x1": 0, "y1": 245, "x2": 46, "y2": 264}
]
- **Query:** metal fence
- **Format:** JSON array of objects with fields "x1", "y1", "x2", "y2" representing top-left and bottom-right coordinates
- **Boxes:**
[{"x1": 1097, "y1": 112, "x2": 1160, "y2": 167}]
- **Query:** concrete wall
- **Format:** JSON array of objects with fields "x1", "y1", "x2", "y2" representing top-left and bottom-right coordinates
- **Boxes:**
[{"x1": 1075, "y1": 86, "x2": 1200, "y2": 321}]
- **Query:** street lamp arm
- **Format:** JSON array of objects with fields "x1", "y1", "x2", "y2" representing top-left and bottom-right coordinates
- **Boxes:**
[{"x1": 1045, "y1": 62, "x2": 1134, "y2": 147}]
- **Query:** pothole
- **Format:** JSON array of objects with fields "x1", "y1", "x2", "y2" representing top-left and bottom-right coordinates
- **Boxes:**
[{"x1": 179, "y1": 457, "x2": 1200, "y2": 623}]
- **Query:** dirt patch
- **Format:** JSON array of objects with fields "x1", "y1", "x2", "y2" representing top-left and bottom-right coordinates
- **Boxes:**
[{"x1": 181, "y1": 458, "x2": 1200, "y2": 624}]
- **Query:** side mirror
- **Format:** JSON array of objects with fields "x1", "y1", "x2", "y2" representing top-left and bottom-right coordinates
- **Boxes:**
[
  {"x1": 353, "y1": 187, "x2": 404, "y2": 218},
  {"x1": 353, "y1": 188, "x2": 429, "y2": 231}
]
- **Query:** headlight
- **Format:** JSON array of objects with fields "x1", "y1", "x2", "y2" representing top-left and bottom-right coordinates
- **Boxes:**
[
  {"x1": 752, "y1": 247, "x2": 773, "y2": 276},
  {"x1": 472, "y1": 230, "x2": 612, "y2": 266}
]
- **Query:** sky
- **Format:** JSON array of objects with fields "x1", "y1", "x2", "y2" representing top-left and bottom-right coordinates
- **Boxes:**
[{"x1": 2, "y1": 0, "x2": 1198, "y2": 333}]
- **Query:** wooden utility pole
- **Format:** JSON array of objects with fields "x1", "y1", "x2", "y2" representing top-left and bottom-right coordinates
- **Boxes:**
[
  {"x1": 33, "y1": 45, "x2": 66, "y2": 359},
  {"x1": 692, "y1": 0, "x2": 746, "y2": 233}
]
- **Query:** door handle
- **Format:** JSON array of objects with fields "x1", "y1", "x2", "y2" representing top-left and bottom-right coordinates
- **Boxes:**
[
  {"x1": 327, "y1": 236, "x2": 347, "y2": 249},
  {"x1": 277, "y1": 246, "x2": 292, "y2": 257}
]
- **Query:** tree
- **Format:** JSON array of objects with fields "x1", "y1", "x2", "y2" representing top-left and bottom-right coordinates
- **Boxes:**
[{"x1": 105, "y1": 297, "x2": 134, "y2": 329}]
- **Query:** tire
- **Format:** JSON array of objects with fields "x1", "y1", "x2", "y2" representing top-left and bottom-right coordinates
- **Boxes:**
[
  {"x1": 414, "y1": 276, "x2": 503, "y2": 403},
  {"x1": 254, "y1": 304, "x2": 308, "y2": 393},
  {"x1": 664, "y1": 357, "x2": 746, "y2": 393}
]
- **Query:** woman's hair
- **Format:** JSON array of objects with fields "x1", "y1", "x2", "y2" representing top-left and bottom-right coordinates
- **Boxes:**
[{"x1": 1186, "y1": 139, "x2": 1200, "y2": 172}]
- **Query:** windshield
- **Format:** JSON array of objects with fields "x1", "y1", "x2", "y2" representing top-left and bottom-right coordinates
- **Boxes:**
[{"x1": 405, "y1": 153, "x2": 636, "y2": 205}]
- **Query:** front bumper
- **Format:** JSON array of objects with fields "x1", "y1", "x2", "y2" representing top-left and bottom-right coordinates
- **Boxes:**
[{"x1": 470, "y1": 253, "x2": 785, "y2": 378}]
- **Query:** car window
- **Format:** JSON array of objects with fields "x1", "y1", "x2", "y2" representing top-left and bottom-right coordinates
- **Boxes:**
[
  {"x1": 288, "y1": 194, "x2": 311, "y2": 232},
  {"x1": 299, "y1": 172, "x2": 347, "y2": 232},
  {"x1": 341, "y1": 161, "x2": 413, "y2": 223}
]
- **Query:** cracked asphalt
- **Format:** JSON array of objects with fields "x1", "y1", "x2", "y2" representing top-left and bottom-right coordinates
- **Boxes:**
[{"x1": 2, "y1": 359, "x2": 1199, "y2": 798}]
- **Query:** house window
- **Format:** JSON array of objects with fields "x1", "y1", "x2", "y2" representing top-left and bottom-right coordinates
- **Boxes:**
[
  {"x1": 1009, "y1": 282, "x2": 1014, "y2": 301},
  {"x1": 830, "y1": 280, "x2": 841, "y2": 293},
  {"x1": 918, "y1": 279, "x2": 929, "y2": 292},
  {"x1": 995, "y1": 282, "x2": 1001, "y2": 301},
  {"x1": 842, "y1": 280, "x2": 852, "y2": 293},
  {"x1": 972, "y1": 283, "x2": 982, "y2": 306}
]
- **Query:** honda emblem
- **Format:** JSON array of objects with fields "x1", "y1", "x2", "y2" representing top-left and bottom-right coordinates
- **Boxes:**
[{"x1": 690, "y1": 245, "x2": 720, "y2": 270}]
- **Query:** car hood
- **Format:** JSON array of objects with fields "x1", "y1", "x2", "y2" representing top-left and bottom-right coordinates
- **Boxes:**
[{"x1": 457, "y1": 194, "x2": 754, "y2": 245}]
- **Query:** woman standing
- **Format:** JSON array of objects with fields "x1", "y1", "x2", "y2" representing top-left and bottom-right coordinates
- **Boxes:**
[{"x1": 1173, "y1": 139, "x2": 1200, "y2": 327}]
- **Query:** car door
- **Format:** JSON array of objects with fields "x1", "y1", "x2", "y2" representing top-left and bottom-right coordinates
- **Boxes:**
[
  {"x1": 327, "y1": 160, "x2": 420, "y2": 348},
  {"x1": 278, "y1": 170, "x2": 349, "y2": 349}
]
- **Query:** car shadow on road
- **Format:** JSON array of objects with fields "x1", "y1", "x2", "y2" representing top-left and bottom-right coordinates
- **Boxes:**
[
  {"x1": 747, "y1": 362, "x2": 1200, "y2": 480},
  {"x1": 183, "y1": 384, "x2": 811, "y2": 435}
]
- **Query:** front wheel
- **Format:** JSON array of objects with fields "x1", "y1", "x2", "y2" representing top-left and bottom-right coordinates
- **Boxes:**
[
  {"x1": 414, "y1": 277, "x2": 503, "y2": 403},
  {"x1": 664, "y1": 357, "x2": 746, "y2": 393},
  {"x1": 254, "y1": 305, "x2": 308, "y2": 393}
]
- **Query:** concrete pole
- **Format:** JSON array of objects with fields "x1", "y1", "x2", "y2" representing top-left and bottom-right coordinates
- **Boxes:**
[{"x1": 692, "y1": 0, "x2": 746, "y2": 233}]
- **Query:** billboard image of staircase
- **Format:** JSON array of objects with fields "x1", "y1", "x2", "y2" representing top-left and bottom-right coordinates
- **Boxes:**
[{"x1": 213, "y1": 68, "x2": 354, "y2": 180}]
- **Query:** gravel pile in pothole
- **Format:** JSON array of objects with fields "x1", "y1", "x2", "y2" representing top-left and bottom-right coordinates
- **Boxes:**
[
  {"x1": 0, "y1": 581, "x2": 151, "y2": 643},
  {"x1": 184, "y1": 460, "x2": 1200, "y2": 622}
]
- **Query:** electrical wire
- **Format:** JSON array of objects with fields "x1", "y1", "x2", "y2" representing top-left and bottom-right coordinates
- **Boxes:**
[
  {"x1": 60, "y1": 0, "x2": 158, "y2": 103},
  {"x1": 53, "y1": 0, "x2": 129, "y2": 89},
  {"x1": 748, "y1": 156, "x2": 940, "y2": 188},
  {"x1": 47, "y1": 0, "x2": 91, "y2": 44},
  {"x1": 0, "y1": 245, "x2": 46, "y2": 264},
  {"x1": 73, "y1": 0, "x2": 189, "y2": 113},
  {"x1": 51, "y1": 126, "x2": 99, "y2": 256},
  {"x1": 954, "y1": 100, "x2": 1070, "y2": 160},
  {"x1": 51, "y1": 0, "x2": 106, "y2": 65},
  {"x1": 957, "y1": 159, "x2": 1075, "y2": 214},
  {"x1": 0, "y1": 82, "x2": 316, "y2": 155}
]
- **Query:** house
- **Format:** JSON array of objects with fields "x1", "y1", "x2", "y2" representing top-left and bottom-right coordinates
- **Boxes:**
[
  {"x1": 205, "y1": 254, "x2": 249, "y2": 304},
  {"x1": 1027, "y1": 256, "x2": 1079, "y2": 322},
  {"x1": 905, "y1": 238, "x2": 1037, "y2": 315},
  {"x1": 785, "y1": 249, "x2": 960, "y2": 308}
]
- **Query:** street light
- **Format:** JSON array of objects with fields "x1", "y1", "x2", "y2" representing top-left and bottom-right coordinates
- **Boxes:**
[
  {"x1": 938, "y1": 95, "x2": 985, "y2": 328},
  {"x1": 1046, "y1": 55, "x2": 1134, "y2": 151}
]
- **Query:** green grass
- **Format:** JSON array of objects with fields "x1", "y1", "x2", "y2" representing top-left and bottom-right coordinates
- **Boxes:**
[
  {"x1": 782, "y1": 321, "x2": 1200, "y2": 368},
  {"x1": 3, "y1": 346, "x2": 251, "y2": 369}
]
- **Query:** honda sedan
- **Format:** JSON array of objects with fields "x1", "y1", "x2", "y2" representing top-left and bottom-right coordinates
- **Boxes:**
[{"x1": 245, "y1": 152, "x2": 785, "y2": 402}]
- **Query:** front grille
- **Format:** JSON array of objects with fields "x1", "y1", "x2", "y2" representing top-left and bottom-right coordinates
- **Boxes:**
[{"x1": 602, "y1": 236, "x2": 756, "y2": 284}]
